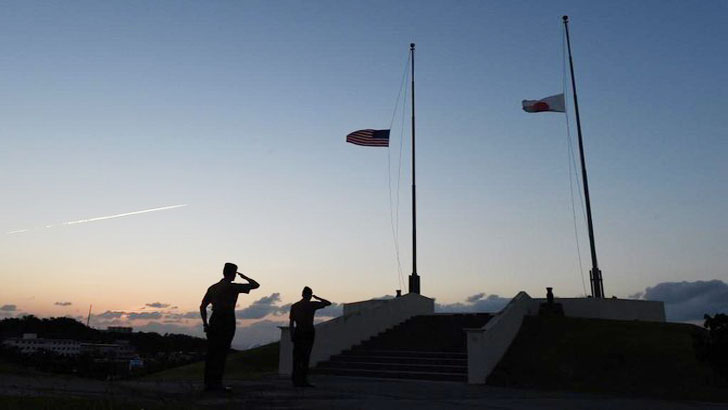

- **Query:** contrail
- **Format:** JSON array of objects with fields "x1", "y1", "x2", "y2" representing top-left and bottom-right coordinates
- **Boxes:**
[
  {"x1": 6, "y1": 229, "x2": 29, "y2": 234},
  {"x1": 6, "y1": 204, "x2": 188, "y2": 234},
  {"x1": 62, "y1": 204, "x2": 188, "y2": 225}
]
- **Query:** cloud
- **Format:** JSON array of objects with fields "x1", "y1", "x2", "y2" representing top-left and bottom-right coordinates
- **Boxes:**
[
  {"x1": 145, "y1": 302, "x2": 170, "y2": 309},
  {"x1": 318, "y1": 303, "x2": 343, "y2": 318},
  {"x1": 0, "y1": 311, "x2": 19, "y2": 318},
  {"x1": 232, "y1": 319, "x2": 286, "y2": 350},
  {"x1": 164, "y1": 312, "x2": 201, "y2": 321},
  {"x1": 96, "y1": 311, "x2": 124, "y2": 319},
  {"x1": 235, "y1": 292, "x2": 344, "y2": 320},
  {"x1": 133, "y1": 318, "x2": 285, "y2": 350},
  {"x1": 628, "y1": 291, "x2": 644, "y2": 299},
  {"x1": 88, "y1": 307, "x2": 327, "y2": 350},
  {"x1": 135, "y1": 321, "x2": 204, "y2": 338},
  {"x1": 258, "y1": 294, "x2": 281, "y2": 305},
  {"x1": 466, "y1": 293, "x2": 486, "y2": 303},
  {"x1": 127, "y1": 311, "x2": 163, "y2": 320},
  {"x1": 93, "y1": 310, "x2": 170, "y2": 321},
  {"x1": 371, "y1": 295, "x2": 395, "y2": 300},
  {"x1": 635, "y1": 280, "x2": 728, "y2": 322},
  {"x1": 55, "y1": 302, "x2": 72, "y2": 306},
  {"x1": 271, "y1": 303, "x2": 292, "y2": 315},
  {"x1": 237, "y1": 293, "x2": 289, "y2": 319},
  {"x1": 183, "y1": 311, "x2": 200, "y2": 319},
  {"x1": 436, "y1": 293, "x2": 510, "y2": 313},
  {"x1": 1, "y1": 305, "x2": 17, "y2": 312},
  {"x1": 93, "y1": 319, "x2": 127, "y2": 327}
]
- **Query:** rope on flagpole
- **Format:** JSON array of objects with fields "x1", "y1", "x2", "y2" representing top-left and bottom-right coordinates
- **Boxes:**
[
  {"x1": 387, "y1": 51, "x2": 410, "y2": 292},
  {"x1": 389, "y1": 52, "x2": 411, "y2": 130},
  {"x1": 563, "y1": 26, "x2": 589, "y2": 297},
  {"x1": 395, "y1": 59, "x2": 409, "y2": 287}
]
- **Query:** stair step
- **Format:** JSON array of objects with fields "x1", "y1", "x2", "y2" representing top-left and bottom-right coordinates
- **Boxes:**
[
  {"x1": 351, "y1": 314, "x2": 493, "y2": 353},
  {"x1": 345, "y1": 349, "x2": 467, "y2": 359},
  {"x1": 329, "y1": 355, "x2": 466, "y2": 366},
  {"x1": 318, "y1": 361, "x2": 466, "y2": 373},
  {"x1": 314, "y1": 313, "x2": 494, "y2": 382},
  {"x1": 314, "y1": 367, "x2": 467, "y2": 382}
]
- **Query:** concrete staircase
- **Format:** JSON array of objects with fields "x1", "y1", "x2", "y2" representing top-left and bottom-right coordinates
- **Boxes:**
[{"x1": 315, "y1": 313, "x2": 492, "y2": 382}]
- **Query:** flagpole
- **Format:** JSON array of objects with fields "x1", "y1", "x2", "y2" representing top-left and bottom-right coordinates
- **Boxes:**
[
  {"x1": 408, "y1": 42, "x2": 420, "y2": 294},
  {"x1": 563, "y1": 16, "x2": 604, "y2": 298}
]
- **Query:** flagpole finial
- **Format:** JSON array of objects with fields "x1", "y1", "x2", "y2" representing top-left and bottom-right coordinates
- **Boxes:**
[
  {"x1": 562, "y1": 15, "x2": 569, "y2": 22},
  {"x1": 410, "y1": 43, "x2": 415, "y2": 50}
]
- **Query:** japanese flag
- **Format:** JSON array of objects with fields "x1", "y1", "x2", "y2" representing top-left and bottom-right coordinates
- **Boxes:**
[{"x1": 522, "y1": 93, "x2": 565, "y2": 113}]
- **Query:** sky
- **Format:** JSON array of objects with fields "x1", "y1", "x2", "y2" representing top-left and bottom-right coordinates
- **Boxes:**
[{"x1": 1, "y1": 1, "x2": 726, "y2": 347}]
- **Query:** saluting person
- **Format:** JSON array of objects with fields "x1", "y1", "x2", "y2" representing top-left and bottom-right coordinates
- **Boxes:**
[
  {"x1": 289, "y1": 286, "x2": 331, "y2": 387},
  {"x1": 200, "y1": 262, "x2": 259, "y2": 391}
]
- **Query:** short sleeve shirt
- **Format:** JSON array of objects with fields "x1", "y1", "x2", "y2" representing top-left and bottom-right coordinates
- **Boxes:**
[
  {"x1": 290, "y1": 300, "x2": 328, "y2": 332},
  {"x1": 202, "y1": 279, "x2": 252, "y2": 312}
]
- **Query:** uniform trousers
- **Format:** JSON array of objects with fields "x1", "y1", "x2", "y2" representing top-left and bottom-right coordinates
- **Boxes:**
[
  {"x1": 292, "y1": 329, "x2": 315, "y2": 385},
  {"x1": 204, "y1": 310, "x2": 236, "y2": 388}
]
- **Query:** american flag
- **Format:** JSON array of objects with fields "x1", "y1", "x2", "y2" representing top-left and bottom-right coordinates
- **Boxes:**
[{"x1": 346, "y1": 129, "x2": 390, "y2": 147}]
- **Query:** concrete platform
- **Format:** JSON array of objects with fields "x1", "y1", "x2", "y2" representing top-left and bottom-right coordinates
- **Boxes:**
[{"x1": 1, "y1": 373, "x2": 725, "y2": 409}]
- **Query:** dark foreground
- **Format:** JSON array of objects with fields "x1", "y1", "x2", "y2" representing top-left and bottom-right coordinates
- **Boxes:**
[{"x1": 1, "y1": 373, "x2": 727, "y2": 410}]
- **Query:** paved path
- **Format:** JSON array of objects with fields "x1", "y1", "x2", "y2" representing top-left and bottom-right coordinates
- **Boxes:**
[{"x1": 1, "y1": 373, "x2": 727, "y2": 409}]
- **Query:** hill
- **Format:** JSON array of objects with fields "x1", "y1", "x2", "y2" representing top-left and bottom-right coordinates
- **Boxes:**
[
  {"x1": 488, "y1": 315, "x2": 727, "y2": 401},
  {"x1": 0, "y1": 357, "x2": 40, "y2": 376},
  {"x1": 144, "y1": 342, "x2": 278, "y2": 381},
  {"x1": 0, "y1": 316, "x2": 207, "y2": 355}
]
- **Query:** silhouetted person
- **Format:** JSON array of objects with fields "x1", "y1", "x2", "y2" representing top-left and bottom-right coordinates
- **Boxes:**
[
  {"x1": 200, "y1": 262, "x2": 259, "y2": 391},
  {"x1": 289, "y1": 286, "x2": 331, "y2": 387}
]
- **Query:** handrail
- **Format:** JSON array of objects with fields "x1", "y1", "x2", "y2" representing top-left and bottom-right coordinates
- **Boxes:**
[{"x1": 466, "y1": 291, "x2": 536, "y2": 384}]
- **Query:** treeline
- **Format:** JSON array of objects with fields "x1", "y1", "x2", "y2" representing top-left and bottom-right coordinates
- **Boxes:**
[
  {"x1": 0, "y1": 315, "x2": 207, "y2": 354},
  {"x1": 700, "y1": 313, "x2": 728, "y2": 380},
  {"x1": 0, "y1": 315, "x2": 211, "y2": 379}
]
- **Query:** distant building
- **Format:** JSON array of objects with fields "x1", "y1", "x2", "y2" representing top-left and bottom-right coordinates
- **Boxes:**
[
  {"x1": 2, "y1": 333, "x2": 81, "y2": 356},
  {"x1": 81, "y1": 340, "x2": 136, "y2": 359},
  {"x1": 2, "y1": 333, "x2": 136, "y2": 359},
  {"x1": 106, "y1": 326, "x2": 133, "y2": 334}
]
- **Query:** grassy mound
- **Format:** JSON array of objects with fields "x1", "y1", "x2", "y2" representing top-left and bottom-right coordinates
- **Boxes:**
[
  {"x1": 143, "y1": 342, "x2": 278, "y2": 381},
  {"x1": 0, "y1": 396, "x2": 190, "y2": 410},
  {"x1": 0, "y1": 357, "x2": 42, "y2": 376},
  {"x1": 488, "y1": 315, "x2": 727, "y2": 401}
]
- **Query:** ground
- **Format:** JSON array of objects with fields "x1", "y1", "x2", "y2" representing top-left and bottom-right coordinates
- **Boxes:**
[
  {"x1": 2, "y1": 319, "x2": 727, "y2": 408},
  {"x1": 2, "y1": 372, "x2": 728, "y2": 409}
]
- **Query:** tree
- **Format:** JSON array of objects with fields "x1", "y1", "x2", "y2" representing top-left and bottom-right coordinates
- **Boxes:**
[{"x1": 703, "y1": 313, "x2": 728, "y2": 380}]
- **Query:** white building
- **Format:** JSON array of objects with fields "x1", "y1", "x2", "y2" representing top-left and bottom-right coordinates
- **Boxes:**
[
  {"x1": 2, "y1": 333, "x2": 81, "y2": 356},
  {"x1": 2, "y1": 333, "x2": 137, "y2": 359}
]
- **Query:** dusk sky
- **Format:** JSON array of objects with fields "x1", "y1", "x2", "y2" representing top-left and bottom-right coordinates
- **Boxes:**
[{"x1": 1, "y1": 1, "x2": 726, "y2": 347}]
